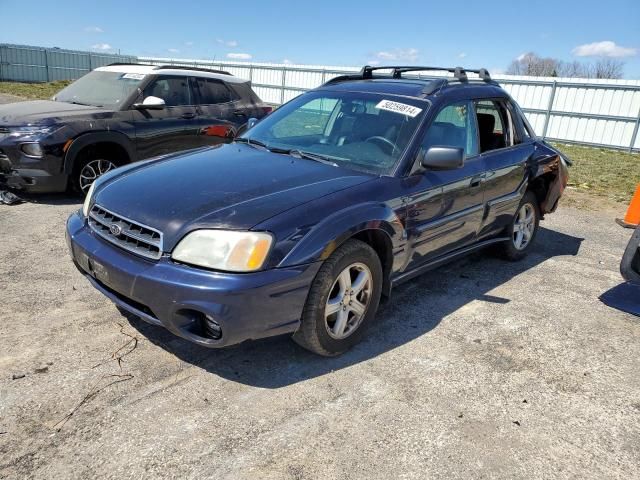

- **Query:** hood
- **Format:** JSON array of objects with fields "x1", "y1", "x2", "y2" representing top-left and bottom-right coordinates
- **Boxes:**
[
  {"x1": 94, "y1": 144, "x2": 374, "y2": 250},
  {"x1": 0, "y1": 100, "x2": 112, "y2": 126}
]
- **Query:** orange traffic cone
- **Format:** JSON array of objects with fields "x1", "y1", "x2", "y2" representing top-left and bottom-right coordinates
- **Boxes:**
[{"x1": 616, "y1": 184, "x2": 640, "y2": 228}]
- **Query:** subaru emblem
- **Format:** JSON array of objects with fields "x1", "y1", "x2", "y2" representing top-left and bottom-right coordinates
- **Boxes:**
[{"x1": 109, "y1": 223, "x2": 123, "y2": 236}]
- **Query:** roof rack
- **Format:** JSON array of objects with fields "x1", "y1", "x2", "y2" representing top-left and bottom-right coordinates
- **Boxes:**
[
  {"x1": 360, "y1": 65, "x2": 492, "y2": 82},
  {"x1": 106, "y1": 62, "x2": 230, "y2": 76},
  {"x1": 323, "y1": 65, "x2": 495, "y2": 94}
]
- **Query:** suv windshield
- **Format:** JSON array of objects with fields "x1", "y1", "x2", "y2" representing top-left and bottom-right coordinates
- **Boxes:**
[
  {"x1": 241, "y1": 91, "x2": 428, "y2": 175},
  {"x1": 53, "y1": 70, "x2": 145, "y2": 109}
]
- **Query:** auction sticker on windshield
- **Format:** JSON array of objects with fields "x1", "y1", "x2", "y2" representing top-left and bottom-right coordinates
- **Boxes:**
[{"x1": 375, "y1": 99, "x2": 422, "y2": 117}]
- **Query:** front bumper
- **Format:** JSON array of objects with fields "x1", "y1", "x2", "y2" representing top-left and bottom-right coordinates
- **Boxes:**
[
  {"x1": 0, "y1": 138, "x2": 68, "y2": 193},
  {"x1": 66, "y1": 211, "x2": 321, "y2": 348}
]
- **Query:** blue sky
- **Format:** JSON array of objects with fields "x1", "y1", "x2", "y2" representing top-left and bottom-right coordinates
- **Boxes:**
[{"x1": 1, "y1": 0, "x2": 639, "y2": 77}]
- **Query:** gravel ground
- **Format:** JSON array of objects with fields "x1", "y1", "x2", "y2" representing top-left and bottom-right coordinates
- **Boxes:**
[{"x1": 0, "y1": 191, "x2": 638, "y2": 479}]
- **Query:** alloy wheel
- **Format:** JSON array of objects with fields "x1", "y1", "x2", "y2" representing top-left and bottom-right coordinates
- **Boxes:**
[
  {"x1": 79, "y1": 159, "x2": 116, "y2": 194},
  {"x1": 512, "y1": 203, "x2": 535, "y2": 250},
  {"x1": 324, "y1": 262, "x2": 373, "y2": 340}
]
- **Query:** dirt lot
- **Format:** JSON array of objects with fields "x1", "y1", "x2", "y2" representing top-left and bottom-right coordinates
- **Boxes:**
[{"x1": 0, "y1": 190, "x2": 638, "y2": 480}]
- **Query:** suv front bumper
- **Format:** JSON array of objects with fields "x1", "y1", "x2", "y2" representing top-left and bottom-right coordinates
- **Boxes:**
[{"x1": 66, "y1": 211, "x2": 320, "y2": 348}]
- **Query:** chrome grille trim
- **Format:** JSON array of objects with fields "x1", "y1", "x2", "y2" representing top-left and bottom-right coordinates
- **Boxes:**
[{"x1": 88, "y1": 204, "x2": 163, "y2": 260}]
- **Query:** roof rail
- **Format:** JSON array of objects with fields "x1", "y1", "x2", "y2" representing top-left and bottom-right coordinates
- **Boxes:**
[
  {"x1": 360, "y1": 65, "x2": 492, "y2": 82},
  {"x1": 106, "y1": 62, "x2": 231, "y2": 76}
]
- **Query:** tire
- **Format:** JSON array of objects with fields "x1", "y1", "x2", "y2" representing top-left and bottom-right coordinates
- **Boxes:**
[
  {"x1": 293, "y1": 239, "x2": 383, "y2": 356},
  {"x1": 498, "y1": 191, "x2": 540, "y2": 261},
  {"x1": 71, "y1": 153, "x2": 119, "y2": 196}
]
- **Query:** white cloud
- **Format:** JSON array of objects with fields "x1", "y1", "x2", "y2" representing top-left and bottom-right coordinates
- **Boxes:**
[
  {"x1": 367, "y1": 60, "x2": 381, "y2": 66},
  {"x1": 516, "y1": 52, "x2": 528, "y2": 62},
  {"x1": 91, "y1": 43, "x2": 112, "y2": 51},
  {"x1": 168, "y1": 48, "x2": 180, "y2": 54},
  {"x1": 217, "y1": 39, "x2": 238, "y2": 48},
  {"x1": 185, "y1": 41, "x2": 194, "y2": 47},
  {"x1": 282, "y1": 58, "x2": 293, "y2": 65},
  {"x1": 458, "y1": 52, "x2": 467, "y2": 59},
  {"x1": 84, "y1": 26, "x2": 104, "y2": 33},
  {"x1": 572, "y1": 41, "x2": 637, "y2": 58},
  {"x1": 226, "y1": 52, "x2": 252, "y2": 60},
  {"x1": 374, "y1": 48, "x2": 419, "y2": 62}
]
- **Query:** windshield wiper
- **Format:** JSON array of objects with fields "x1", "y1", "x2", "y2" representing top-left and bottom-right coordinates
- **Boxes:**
[
  {"x1": 284, "y1": 149, "x2": 339, "y2": 167},
  {"x1": 234, "y1": 137, "x2": 269, "y2": 149}
]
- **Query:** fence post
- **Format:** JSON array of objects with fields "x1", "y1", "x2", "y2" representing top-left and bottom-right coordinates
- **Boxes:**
[
  {"x1": 44, "y1": 48, "x2": 50, "y2": 82},
  {"x1": 628, "y1": 103, "x2": 640, "y2": 153},
  {"x1": 542, "y1": 80, "x2": 557, "y2": 139},
  {"x1": 280, "y1": 68, "x2": 287, "y2": 104},
  {"x1": 249, "y1": 64, "x2": 253, "y2": 84}
]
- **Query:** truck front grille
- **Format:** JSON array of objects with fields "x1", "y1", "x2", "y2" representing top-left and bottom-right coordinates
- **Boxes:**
[{"x1": 88, "y1": 204, "x2": 163, "y2": 260}]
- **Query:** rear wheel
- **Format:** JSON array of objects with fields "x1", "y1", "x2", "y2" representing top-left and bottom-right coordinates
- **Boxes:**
[
  {"x1": 293, "y1": 239, "x2": 382, "y2": 356},
  {"x1": 72, "y1": 155, "x2": 118, "y2": 196},
  {"x1": 498, "y1": 191, "x2": 540, "y2": 261}
]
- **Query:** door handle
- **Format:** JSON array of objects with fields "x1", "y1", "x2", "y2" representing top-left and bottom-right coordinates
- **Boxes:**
[
  {"x1": 470, "y1": 176, "x2": 484, "y2": 188},
  {"x1": 181, "y1": 112, "x2": 196, "y2": 119},
  {"x1": 233, "y1": 110, "x2": 247, "y2": 117}
]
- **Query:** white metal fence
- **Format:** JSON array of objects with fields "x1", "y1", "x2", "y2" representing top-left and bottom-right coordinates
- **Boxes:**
[{"x1": 141, "y1": 57, "x2": 640, "y2": 153}]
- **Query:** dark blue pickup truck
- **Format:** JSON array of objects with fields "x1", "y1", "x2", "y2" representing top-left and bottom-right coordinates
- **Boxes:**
[{"x1": 67, "y1": 65, "x2": 569, "y2": 356}]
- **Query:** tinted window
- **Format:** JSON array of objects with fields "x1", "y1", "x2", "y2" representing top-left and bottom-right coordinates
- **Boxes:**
[
  {"x1": 422, "y1": 101, "x2": 478, "y2": 157},
  {"x1": 195, "y1": 78, "x2": 235, "y2": 104},
  {"x1": 475, "y1": 100, "x2": 512, "y2": 152},
  {"x1": 143, "y1": 76, "x2": 191, "y2": 106}
]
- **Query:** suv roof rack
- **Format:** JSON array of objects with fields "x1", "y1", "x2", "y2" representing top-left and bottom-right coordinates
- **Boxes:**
[
  {"x1": 106, "y1": 62, "x2": 231, "y2": 76},
  {"x1": 360, "y1": 65, "x2": 492, "y2": 82},
  {"x1": 323, "y1": 65, "x2": 495, "y2": 94}
]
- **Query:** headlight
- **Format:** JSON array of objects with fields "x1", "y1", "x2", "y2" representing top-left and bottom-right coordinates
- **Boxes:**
[
  {"x1": 172, "y1": 230, "x2": 273, "y2": 272},
  {"x1": 9, "y1": 125, "x2": 59, "y2": 138},
  {"x1": 82, "y1": 181, "x2": 96, "y2": 217}
]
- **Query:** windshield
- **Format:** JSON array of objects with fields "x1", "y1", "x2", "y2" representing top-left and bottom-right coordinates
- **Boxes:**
[
  {"x1": 53, "y1": 70, "x2": 145, "y2": 108},
  {"x1": 241, "y1": 91, "x2": 428, "y2": 175}
]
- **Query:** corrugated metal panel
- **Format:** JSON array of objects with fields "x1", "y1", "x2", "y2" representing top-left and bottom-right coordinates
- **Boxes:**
[{"x1": 2, "y1": 44, "x2": 639, "y2": 151}]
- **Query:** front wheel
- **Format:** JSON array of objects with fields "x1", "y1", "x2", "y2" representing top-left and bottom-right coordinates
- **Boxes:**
[
  {"x1": 293, "y1": 239, "x2": 382, "y2": 356},
  {"x1": 498, "y1": 191, "x2": 540, "y2": 261},
  {"x1": 72, "y1": 157, "x2": 118, "y2": 196}
]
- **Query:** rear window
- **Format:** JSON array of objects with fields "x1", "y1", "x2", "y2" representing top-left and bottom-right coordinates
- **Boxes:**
[{"x1": 195, "y1": 78, "x2": 237, "y2": 104}]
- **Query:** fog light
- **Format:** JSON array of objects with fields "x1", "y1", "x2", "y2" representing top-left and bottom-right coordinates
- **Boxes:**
[
  {"x1": 20, "y1": 142, "x2": 44, "y2": 157},
  {"x1": 203, "y1": 315, "x2": 222, "y2": 339}
]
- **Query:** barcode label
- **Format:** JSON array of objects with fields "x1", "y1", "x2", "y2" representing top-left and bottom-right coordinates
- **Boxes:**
[{"x1": 375, "y1": 100, "x2": 422, "y2": 117}]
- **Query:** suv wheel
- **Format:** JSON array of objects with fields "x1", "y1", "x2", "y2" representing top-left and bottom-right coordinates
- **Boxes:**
[
  {"x1": 73, "y1": 157, "x2": 118, "y2": 196},
  {"x1": 293, "y1": 239, "x2": 382, "y2": 356},
  {"x1": 499, "y1": 191, "x2": 540, "y2": 261}
]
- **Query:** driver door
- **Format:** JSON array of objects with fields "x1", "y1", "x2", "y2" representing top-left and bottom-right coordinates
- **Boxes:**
[
  {"x1": 404, "y1": 100, "x2": 486, "y2": 265},
  {"x1": 132, "y1": 75, "x2": 200, "y2": 159}
]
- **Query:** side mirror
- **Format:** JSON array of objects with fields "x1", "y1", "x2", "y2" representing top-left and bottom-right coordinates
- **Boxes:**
[
  {"x1": 133, "y1": 96, "x2": 166, "y2": 110},
  {"x1": 246, "y1": 117, "x2": 259, "y2": 130},
  {"x1": 419, "y1": 146, "x2": 465, "y2": 171}
]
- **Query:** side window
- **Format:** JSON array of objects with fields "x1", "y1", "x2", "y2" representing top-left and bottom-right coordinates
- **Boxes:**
[
  {"x1": 195, "y1": 78, "x2": 236, "y2": 105},
  {"x1": 422, "y1": 101, "x2": 478, "y2": 157},
  {"x1": 143, "y1": 76, "x2": 191, "y2": 107},
  {"x1": 475, "y1": 100, "x2": 513, "y2": 152}
]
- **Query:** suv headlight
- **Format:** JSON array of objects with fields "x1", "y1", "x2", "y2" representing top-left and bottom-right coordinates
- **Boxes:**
[
  {"x1": 172, "y1": 230, "x2": 273, "y2": 272},
  {"x1": 82, "y1": 181, "x2": 96, "y2": 217},
  {"x1": 9, "y1": 125, "x2": 59, "y2": 138}
]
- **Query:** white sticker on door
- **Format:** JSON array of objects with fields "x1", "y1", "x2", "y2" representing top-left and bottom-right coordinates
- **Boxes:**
[{"x1": 375, "y1": 99, "x2": 422, "y2": 117}]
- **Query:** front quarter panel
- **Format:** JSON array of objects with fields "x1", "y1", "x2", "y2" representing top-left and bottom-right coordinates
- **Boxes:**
[{"x1": 254, "y1": 177, "x2": 408, "y2": 270}]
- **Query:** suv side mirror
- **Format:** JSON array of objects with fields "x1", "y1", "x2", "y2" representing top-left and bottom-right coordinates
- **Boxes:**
[
  {"x1": 419, "y1": 146, "x2": 465, "y2": 171},
  {"x1": 246, "y1": 117, "x2": 259, "y2": 130},
  {"x1": 133, "y1": 96, "x2": 166, "y2": 110}
]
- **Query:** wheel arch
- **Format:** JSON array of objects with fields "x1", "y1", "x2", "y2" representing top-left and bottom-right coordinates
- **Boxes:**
[
  {"x1": 63, "y1": 131, "x2": 136, "y2": 175},
  {"x1": 278, "y1": 203, "x2": 404, "y2": 296}
]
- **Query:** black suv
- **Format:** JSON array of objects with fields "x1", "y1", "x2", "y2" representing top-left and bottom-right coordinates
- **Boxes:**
[
  {"x1": 0, "y1": 64, "x2": 270, "y2": 194},
  {"x1": 67, "y1": 65, "x2": 570, "y2": 356}
]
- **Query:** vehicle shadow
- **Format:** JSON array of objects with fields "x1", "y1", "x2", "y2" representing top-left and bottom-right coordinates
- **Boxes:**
[{"x1": 124, "y1": 226, "x2": 583, "y2": 388}]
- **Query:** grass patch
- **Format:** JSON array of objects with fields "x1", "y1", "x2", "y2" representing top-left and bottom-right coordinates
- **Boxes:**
[
  {"x1": 0, "y1": 80, "x2": 71, "y2": 100},
  {"x1": 552, "y1": 143, "x2": 639, "y2": 203}
]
